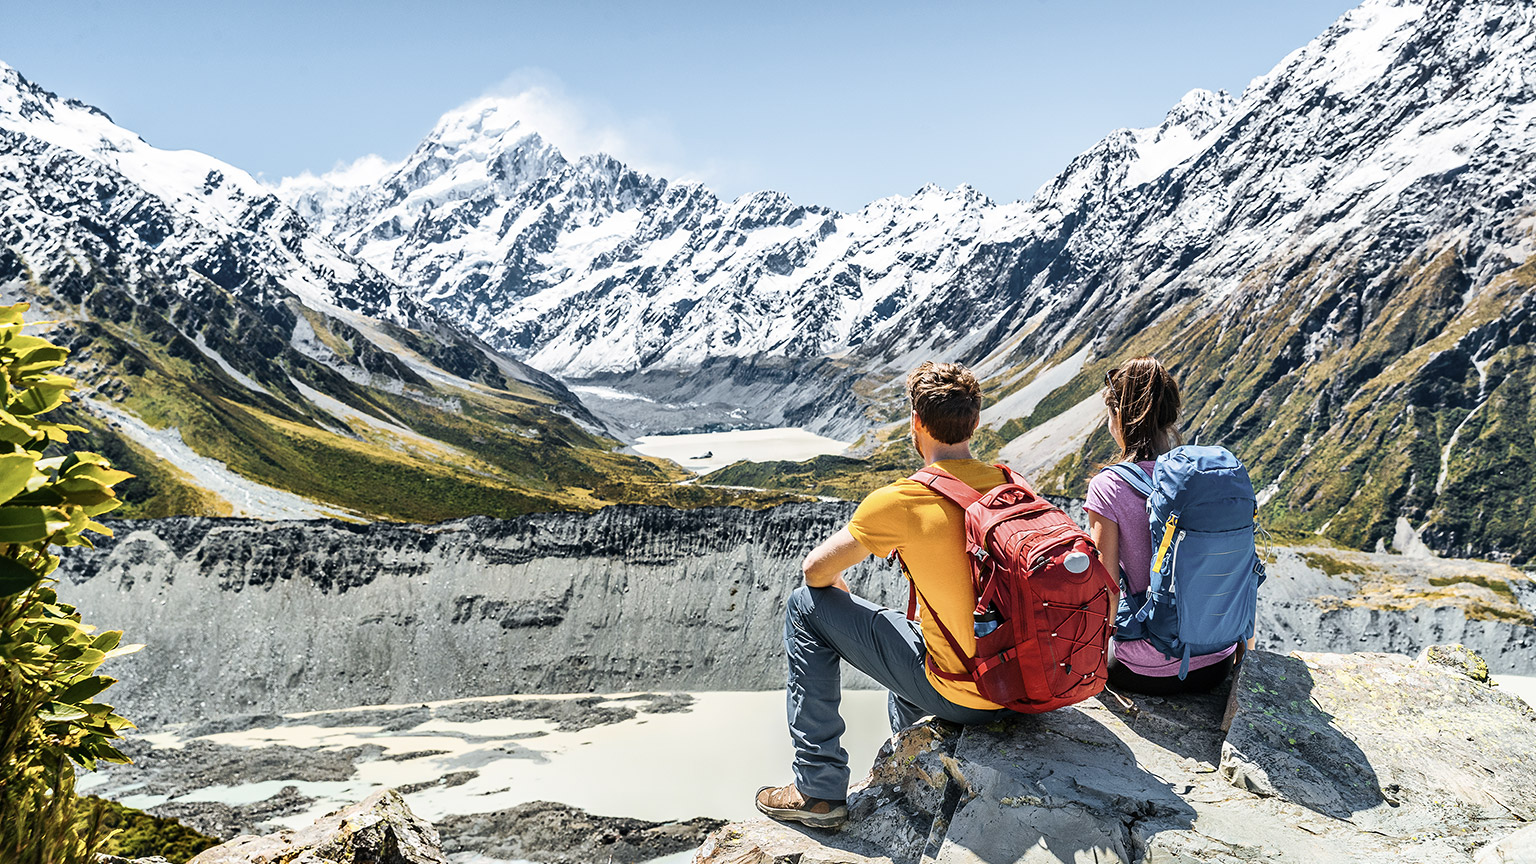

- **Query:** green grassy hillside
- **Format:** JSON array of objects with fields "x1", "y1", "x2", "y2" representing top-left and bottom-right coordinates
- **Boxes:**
[{"x1": 25, "y1": 269, "x2": 801, "y2": 522}]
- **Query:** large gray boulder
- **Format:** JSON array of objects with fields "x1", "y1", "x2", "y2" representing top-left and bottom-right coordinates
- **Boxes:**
[
  {"x1": 697, "y1": 645, "x2": 1536, "y2": 864},
  {"x1": 1220, "y1": 645, "x2": 1536, "y2": 836}
]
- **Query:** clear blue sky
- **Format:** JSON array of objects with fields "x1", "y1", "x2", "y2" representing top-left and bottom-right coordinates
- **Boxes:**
[{"x1": 3, "y1": 1, "x2": 1358, "y2": 211}]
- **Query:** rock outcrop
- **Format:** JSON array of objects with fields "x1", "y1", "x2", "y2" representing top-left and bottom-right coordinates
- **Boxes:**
[
  {"x1": 141, "y1": 787, "x2": 719, "y2": 864},
  {"x1": 437, "y1": 801, "x2": 724, "y2": 863},
  {"x1": 186, "y1": 789, "x2": 445, "y2": 864},
  {"x1": 698, "y1": 646, "x2": 1536, "y2": 864},
  {"x1": 55, "y1": 511, "x2": 1535, "y2": 726}
]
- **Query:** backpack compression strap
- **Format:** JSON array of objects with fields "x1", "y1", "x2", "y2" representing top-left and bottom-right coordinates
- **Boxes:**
[{"x1": 1102, "y1": 463, "x2": 1155, "y2": 499}]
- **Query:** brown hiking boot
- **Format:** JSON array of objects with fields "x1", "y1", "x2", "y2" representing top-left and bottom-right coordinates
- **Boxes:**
[{"x1": 754, "y1": 784, "x2": 847, "y2": 828}]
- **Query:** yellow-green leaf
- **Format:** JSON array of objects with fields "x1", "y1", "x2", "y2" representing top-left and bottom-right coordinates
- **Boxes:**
[
  {"x1": 0, "y1": 409, "x2": 37, "y2": 445},
  {"x1": 103, "y1": 643, "x2": 144, "y2": 660},
  {"x1": 0, "y1": 303, "x2": 28, "y2": 328},
  {"x1": 38, "y1": 703, "x2": 89, "y2": 723},
  {"x1": 61, "y1": 464, "x2": 133, "y2": 487},
  {"x1": 13, "y1": 345, "x2": 69, "y2": 375},
  {"x1": 9, "y1": 383, "x2": 70, "y2": 416},
  {"x1": 4, "y1": 335, "x2": 56, "y2": 356},
  {"x1": 58, "y1": 676, "x2": 115, "y2": 704},
  {"x1": 0, "y1": 555, "x2": 42, "y2": 597},
  {"x1": 0, "y1": 505, "x2": 71, "y2": 543},
  {"x1": 91, "y1": 630, "x2": 123, "y2": 652},
  {"x1": 83, "y1": 497, "x2": 124, "y2": 518},
  {"x1": 0, "y1": 451, "x2": 37, "y2": 503},
  {"x1": 54, "y1": 477, "x2": 117, "y2": 506}
]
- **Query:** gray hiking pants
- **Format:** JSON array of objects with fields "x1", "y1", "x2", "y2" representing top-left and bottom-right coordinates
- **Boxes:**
[{"x1": 784, "y1": 585, "x2": 1011, "y2": 800}]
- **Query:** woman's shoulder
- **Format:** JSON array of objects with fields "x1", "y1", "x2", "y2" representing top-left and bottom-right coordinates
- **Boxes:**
[
  {"x1": 1089, "y1": 461, "x2": 1154, "y2": 491},
  {"x1": 1085, "y1": 468, "x2": 1133, "y2": 514}
]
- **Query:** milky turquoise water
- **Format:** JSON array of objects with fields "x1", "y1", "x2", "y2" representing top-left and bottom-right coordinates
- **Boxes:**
[{"x1": 632, "y1": 427, "x2": 849, "y2": 473}]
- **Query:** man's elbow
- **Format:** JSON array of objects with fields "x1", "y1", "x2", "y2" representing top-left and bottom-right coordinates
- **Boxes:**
[{"x1": 802, "y1": 559, "x2": 833, "y2": 588}]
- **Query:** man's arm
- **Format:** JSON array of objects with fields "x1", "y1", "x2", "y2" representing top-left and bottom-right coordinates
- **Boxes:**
[{"x1": 802, "y1": 527, "x2": 870, "y2": 592}]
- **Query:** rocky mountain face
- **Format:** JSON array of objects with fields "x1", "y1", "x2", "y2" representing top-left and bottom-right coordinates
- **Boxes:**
[
  {"x1": 54, "y1": 508, "x2": 1534, "y2": 727},
  {"x1": 288, "y1": 0, "x2": 1536, "y2": 562},
  {"x1": 0, "y1": 61, "x2": 771, "y2": 522}
]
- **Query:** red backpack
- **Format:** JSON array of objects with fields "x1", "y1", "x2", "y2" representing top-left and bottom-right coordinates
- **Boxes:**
[{"x1": 901, "y1": 465, "x2": 1118, "y2": 713}]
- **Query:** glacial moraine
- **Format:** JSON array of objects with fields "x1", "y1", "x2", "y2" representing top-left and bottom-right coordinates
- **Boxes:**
[{"x1": 58, "y1": 504, "x2": 1536, "y2": 727}]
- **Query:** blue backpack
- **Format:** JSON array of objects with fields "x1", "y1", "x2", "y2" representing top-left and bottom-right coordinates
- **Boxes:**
[{"x1": 1101, "y1": 445, "x2": 1265, "y2": 678}]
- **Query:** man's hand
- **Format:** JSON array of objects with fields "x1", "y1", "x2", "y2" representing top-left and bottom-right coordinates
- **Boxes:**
[{"x1": 803, "y1": 527, "x2": 867, "y2": 591}]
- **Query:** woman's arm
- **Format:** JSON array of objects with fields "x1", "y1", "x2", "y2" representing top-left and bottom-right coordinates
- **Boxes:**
[{"x1": 1087, "y1": 511, "x2": 1119, "y2": 573}]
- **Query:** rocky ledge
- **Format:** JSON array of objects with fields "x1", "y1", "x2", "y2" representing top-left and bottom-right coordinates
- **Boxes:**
[
  {"x1": 126, "y1": 789, "x2": 722, "y2": 864},
  {"x1": 697, "y1": 644, "x2": 1536, "y2": 864},
  {"x1": 118, "y1": 644, "x2": 1533, "y2": 864}
]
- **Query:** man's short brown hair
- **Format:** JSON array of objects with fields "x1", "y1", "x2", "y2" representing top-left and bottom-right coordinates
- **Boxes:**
[{"x1": 906, "y1": 361, "x2": 982, "y2": 444}]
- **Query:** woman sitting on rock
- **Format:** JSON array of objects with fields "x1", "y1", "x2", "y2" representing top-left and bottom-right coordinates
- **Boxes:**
[{"x1": 1086, "y1": 356, "x2": 1246, "y2": 695}]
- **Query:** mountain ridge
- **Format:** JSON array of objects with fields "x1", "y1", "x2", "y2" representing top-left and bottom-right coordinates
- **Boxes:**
[
  {"x1": 0, "y1": 60, "x2": 792, "y2": 521},
  {"x1": 283, "y1": 0, "x2": 1536, "y2": 562}
]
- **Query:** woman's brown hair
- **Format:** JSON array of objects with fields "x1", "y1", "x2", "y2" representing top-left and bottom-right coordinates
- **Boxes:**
[{"x1": 1102, "y1": 356, "x2": 1182, "y2": 463}]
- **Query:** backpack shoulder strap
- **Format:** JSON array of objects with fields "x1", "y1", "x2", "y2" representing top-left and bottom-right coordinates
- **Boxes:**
[
  {"x1": 909, "y1": 577, "x2": 975, "y2": 681},
  {"x1": 1101, "y1": 462, "x2": 1154, "y2": 499},
  {"x1": 909, "y1": 466, "x2": 984, "y2": 509}
]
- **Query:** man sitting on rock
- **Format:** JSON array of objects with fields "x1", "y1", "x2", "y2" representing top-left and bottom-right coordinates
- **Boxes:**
[{"x1": 756, "y1": 361, "x2": 1011, "y2": 828}]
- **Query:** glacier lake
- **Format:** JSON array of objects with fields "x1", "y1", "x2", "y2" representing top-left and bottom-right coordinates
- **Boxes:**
[
  {"x1": 80, "y1": 690, "x2": 894, "y2": 862},
  {"x1": 632, "y1": 427, "x2": 851, "y2": 473}
]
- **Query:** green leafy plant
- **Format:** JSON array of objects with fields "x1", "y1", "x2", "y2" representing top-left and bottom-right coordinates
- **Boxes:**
[
  {"x1": 0, "y1": 303, "x2": 138, "y2": 864},
  {"x1": 81, "y1": 796, "x2": 219, "y2": 863}
]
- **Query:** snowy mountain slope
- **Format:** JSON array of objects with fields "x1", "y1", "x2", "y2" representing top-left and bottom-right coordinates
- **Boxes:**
[
  {"x1": 0, "y1": 62, "x2": 782, "y2": 520},
  {"x1": 289, "y1": 0, "x2": 1536, "y2": 560},
  {"x1": 0, "y1": 62, "x2": 408, "y2": 319},
  {"x1": 289, "y1": 84, "x2": 1242, "y2": 383}
]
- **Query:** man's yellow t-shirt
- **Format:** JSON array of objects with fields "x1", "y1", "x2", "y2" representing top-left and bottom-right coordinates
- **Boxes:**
[{"x1": 847, "y1": 458, "x2": 1005, "y2": 710}]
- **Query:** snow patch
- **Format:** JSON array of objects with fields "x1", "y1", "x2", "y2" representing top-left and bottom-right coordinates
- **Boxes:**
[
  {"x1": 193, "y1": 336, "x2": 272, "y2": 397},
  {"x1": 997, "y1": 394, "x2": 1106, "y2": 481},
  {"x1": 1392, "y1": 517, "x2": 1439, "y2": 559},
  {"x1": 82, "y1": 399, "x2": 352, "y2": 520},
  {"x1": 980, "y1": 348, "x2": 1090, "y2": 426}
]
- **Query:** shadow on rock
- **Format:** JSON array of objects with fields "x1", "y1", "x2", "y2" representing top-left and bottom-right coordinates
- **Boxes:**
[
  {"x1": 937, "y1": 709, "x2": 1197, "y2": 864},
  {"x1": 1094, "y1": 679, "x2": 1232, "y2": 766},
  {"x1": 1220, "y1": 653, "x2": 1386, "y2": 818}
]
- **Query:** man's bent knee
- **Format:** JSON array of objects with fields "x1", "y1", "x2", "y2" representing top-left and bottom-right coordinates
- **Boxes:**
[{"x1": 785, "y1": 584, "x2": 821, "y2": 630}]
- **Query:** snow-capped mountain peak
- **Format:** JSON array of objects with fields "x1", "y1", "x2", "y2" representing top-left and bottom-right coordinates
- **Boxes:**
[
  {"x1": 0, "y1": 61, "x2": 408, "y2": 317},
  {"x1": 280, "y1": 0, "x2": 1535, "y2": 431}
]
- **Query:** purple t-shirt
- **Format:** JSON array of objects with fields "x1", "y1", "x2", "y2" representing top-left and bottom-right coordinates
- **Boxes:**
[{"x1": 1085, "y1": 461, "x2": 1237, "y2": 677}]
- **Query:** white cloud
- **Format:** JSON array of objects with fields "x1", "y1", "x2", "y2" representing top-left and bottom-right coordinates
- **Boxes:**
[
  {"x1": 451, "y1": 68, "x2": 700, "y2": 184},
  {"x1": 272, "y1": 152, "x2": 400, "y2": 198},
  {"x1": 269, "y1": 69, "x2": 756, "y2": 202}
]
